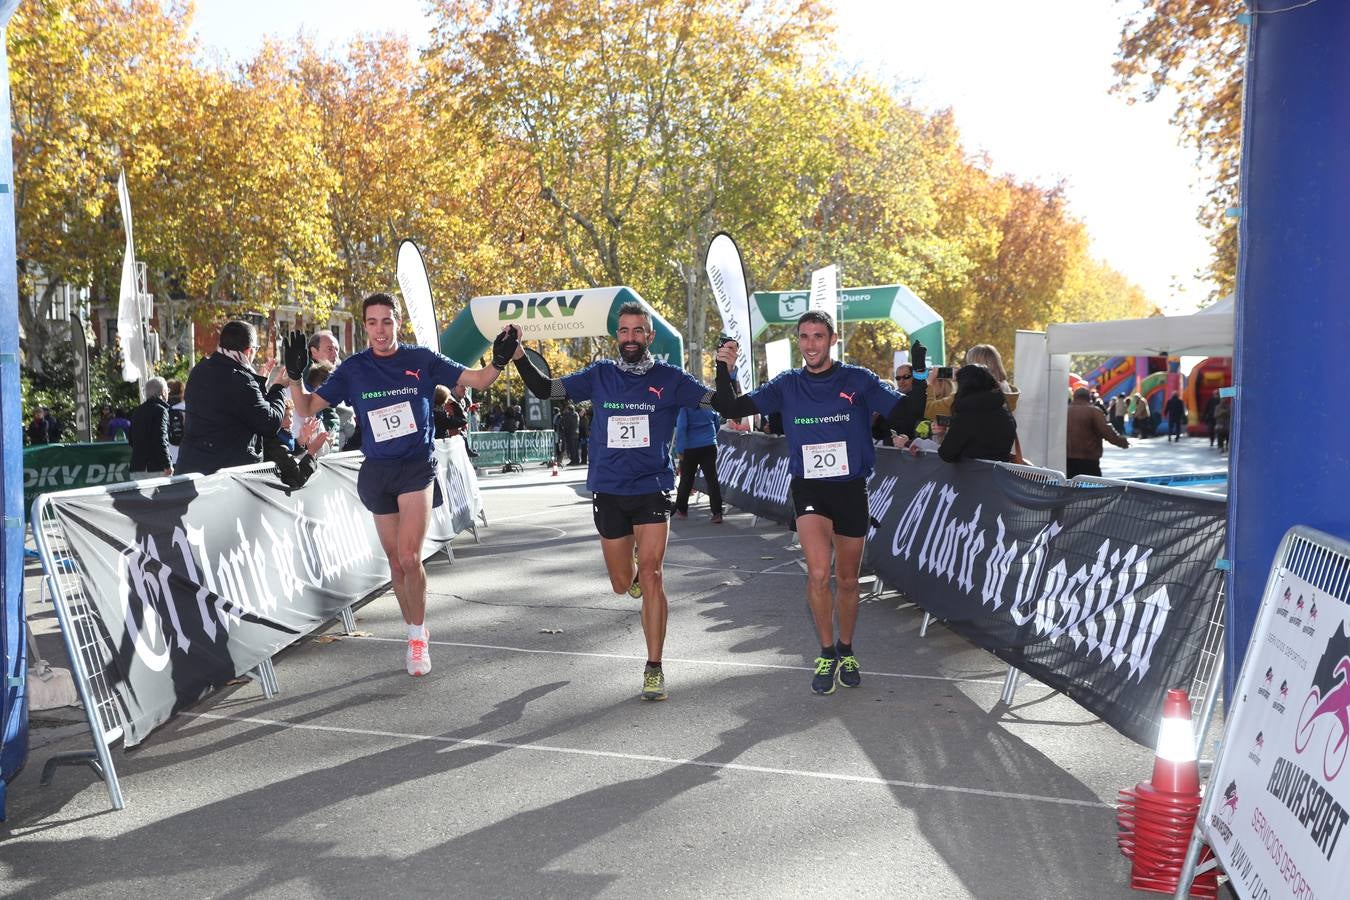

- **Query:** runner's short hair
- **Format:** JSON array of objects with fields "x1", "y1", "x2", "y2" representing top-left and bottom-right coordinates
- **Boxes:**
[
  {"x1": 362, "y1": 292, "x2": 398, "y2": 318},
  {"x1": 307, "y1": 329, "x2": 336, "y2": 352},
  {"x1": 616, "y1": 301, "x2": 651, "y2": 326},
  {"x1": 797, "y1": 309, "x2": 835, "y2": 336}
]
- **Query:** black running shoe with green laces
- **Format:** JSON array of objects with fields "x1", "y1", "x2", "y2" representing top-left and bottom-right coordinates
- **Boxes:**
[
  {"x1": 641, "y1": 665, "x2": 667, "y2": 701},
  {"x1": 811, "y1": 656, "x2": 839, "y2": 695},
  {"x1": 837, "y1": 653, "x2": 861, "y2": 688}
]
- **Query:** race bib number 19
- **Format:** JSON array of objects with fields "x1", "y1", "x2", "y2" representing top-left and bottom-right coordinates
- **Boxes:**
[
  {"x1": 368, "y1": 401, "x2": 417, "y2": 443},
  {"x1": 607, "y1": 414, "x2": 650, "y2": 449},
  {"x1": 802, "y1": 440, "x2": 848, "y2": 479}
]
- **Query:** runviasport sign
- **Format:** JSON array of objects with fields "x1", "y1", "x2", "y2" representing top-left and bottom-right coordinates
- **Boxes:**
[
  {"x1": 40, "y1": 440, "x2": 479, "y2": 747},
  {"x1": 711, "y1": 430, "x2": 1227, "y2": 747},
  {"x1": 1201, "y1": 567, "x2": 1350, "y2": 898}
]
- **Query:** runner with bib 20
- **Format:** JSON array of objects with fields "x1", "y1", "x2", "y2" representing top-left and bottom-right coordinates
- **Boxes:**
[
  {"x1": 285, "y1": 292, "x2": 519, "y2": 677},
  {"x1": 511, "y1": 301, "x2": 723, "y2": 702},
  {"x1": 714, "y1": 310, "x2": 928, "y2": 695}
]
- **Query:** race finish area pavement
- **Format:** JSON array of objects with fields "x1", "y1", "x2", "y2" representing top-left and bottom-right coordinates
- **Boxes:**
[{"x1": 4, "y1": 465, "x2": 1163, "y2": 899}]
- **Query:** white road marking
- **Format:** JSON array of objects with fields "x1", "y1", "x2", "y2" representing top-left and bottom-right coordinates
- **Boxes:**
[
  {"x1": 187, "y1": 711, "x2": 1110, "y2": 810},
  {"x1": 346, "y1": 635, "x2": 1003, "y2": 685}
]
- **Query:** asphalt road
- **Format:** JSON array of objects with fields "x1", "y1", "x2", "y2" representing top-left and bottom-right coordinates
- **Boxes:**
[{"x1": 3, "y1": 464, "x2": 1173, "y2": 899}]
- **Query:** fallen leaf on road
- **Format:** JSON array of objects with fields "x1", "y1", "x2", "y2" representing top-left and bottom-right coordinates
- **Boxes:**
[
  {"x1": 312, "y1": 635, "x2": 342, "y2": 644},
  {"x1": 225, "y1": 676, "x2": 253, "y2": 686},
  {"x1": 346, "y1": 630, "x2": 373, "y2": 637}
]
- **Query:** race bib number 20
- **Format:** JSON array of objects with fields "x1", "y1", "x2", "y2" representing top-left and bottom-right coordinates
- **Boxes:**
[
  {"x1": 802, "y1": 440, "x2": 848, "y2": 479},
  {"x1": 368, "y1": 401, "x2": 417, "y2": 443},
  {"x1": 607, "y1": 414, "x2": 650, "y2": 448}
]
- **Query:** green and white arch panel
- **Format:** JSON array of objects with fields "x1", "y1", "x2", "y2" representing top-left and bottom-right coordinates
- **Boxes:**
[
  {"x1": 750, "y1": 284, "x2": 945, "y2": 364},
  {"x1": 440, "y1": 286, "x2": 686, "y2": 369}
]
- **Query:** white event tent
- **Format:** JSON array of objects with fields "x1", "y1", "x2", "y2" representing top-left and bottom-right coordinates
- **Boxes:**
[{"x1": 1013, "y1": 297, "x2": 1234, "y2": 473}]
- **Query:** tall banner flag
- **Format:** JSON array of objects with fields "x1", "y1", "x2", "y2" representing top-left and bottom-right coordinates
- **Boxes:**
[
  {"x1": 396, "y1": 240, "x2": 439, "y2": 352},
  {"x1": 70, "y1": 315, "x2": 92, "y2": 442},
  {"x1": 704, "y1": 233, "x2": 755, "y2": 394},
  {"x1": 808, "y1": 264, "x2": 838, "y2": 319},
  {"x1": 115, "y1": 170, "x2": 145, "y2": 384},
  {"x1": 809, "y1": 264, "x2": 840, "y2": 363}
]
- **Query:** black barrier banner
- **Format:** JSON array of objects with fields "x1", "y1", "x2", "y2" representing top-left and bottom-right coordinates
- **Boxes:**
[
  {"x1": 43, "y1": 439, "x2": 479, "y2": 746},
  {"x1": 715, "y1": 430, "x2": 1227, "y2": 747}
]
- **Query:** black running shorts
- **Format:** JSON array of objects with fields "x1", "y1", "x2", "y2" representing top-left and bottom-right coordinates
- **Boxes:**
[
  {"x1": 357, "y1": 457, "x2": 443, "y2": 516},
  {"x1": 790, "y1": 477, "x2": 869, "y2": 538},
  {"x1": 592, "y1": 491, "x2": 671, "y2": 539}
]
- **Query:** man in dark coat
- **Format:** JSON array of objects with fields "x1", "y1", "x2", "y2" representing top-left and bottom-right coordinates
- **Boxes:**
[
  {"x1": 176, "y1": 320, "x2": 288, "y2": 476},
  {"x1": 1165, "y1": 392, "x2": 1188, "y2": 442},
  {"x1": 127, "y1": 376, "x2": 173, "y2": 478}
]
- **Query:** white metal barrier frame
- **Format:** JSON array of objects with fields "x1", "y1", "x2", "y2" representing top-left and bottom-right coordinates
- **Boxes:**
[
  {"x1": 28, "y1": 452, "x2": 481, "y2": 810},
  {"x1": 1174, "y1": 526, "x2": 1350, "y2": 900}
]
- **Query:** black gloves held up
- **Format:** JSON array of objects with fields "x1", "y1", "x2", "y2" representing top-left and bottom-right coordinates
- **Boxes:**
[
  {"x1": 492, "y1": 325, "x2": 520, "y2": 369},
  {"x1": 911, "y1": 340, "x2": 927, "y2": 373},
  {"x1": 283, "y1": 330, "x2": 309, "y2": 381}
]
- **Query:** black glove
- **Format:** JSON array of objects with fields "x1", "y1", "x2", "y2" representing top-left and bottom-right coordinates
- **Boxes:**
[
  {"x1": 911, "y1": 340, "x2": 927, "y2": 373},
  {"x1": 492, "y1": 326, "x2": 519, "y2": 369},
  {"x1": 283, "y1": 330, "x2": 309, "y2": 381}
]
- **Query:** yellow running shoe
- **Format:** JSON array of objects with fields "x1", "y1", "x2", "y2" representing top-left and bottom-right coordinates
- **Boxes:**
[{"x1": 641, "y1": 666, "x2": 667, "y2": 701}]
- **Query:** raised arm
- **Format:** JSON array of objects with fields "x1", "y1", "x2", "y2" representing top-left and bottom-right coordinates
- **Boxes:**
[
  {"x1": 711, "y1": 340, "x2": 760, "y2": 418},
  {"x1": 885, "y1": 341, "x2": 929, "y2": 438},
  {"x1": 456, "y1": 326, "x2": 520, "y2": 391},
  {"x1": 511, "y1": 343, "x2": 569, "y2": 402}
]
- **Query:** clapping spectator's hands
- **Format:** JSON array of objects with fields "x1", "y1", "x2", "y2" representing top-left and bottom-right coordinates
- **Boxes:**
[{"x1": 300, "y1": 417, "x2": 329, "y2": 456}]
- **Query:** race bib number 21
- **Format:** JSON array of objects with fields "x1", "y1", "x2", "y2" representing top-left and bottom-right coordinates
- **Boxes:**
[{"x1": 607, "y1": 414, "x2": 650, "y2": 448}]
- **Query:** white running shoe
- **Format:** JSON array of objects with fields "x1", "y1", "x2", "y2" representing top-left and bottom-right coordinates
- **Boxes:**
[{"x1": 406, "y1": 632, "x2": 431, "y2": 676}]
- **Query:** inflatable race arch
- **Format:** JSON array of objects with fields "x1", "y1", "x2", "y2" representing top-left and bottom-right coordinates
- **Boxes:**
[
  {"x1": 439, "y1": 286, "x2": 685, "y2": 369},
  {"x1": 749, "y1": 284, "x2": 946, "y2": 365}
]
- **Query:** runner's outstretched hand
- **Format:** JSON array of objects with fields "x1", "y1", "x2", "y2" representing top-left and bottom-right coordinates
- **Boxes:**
[
  {"x1": 283, "y1": 330, "x2": 309, "y2": 381},
  {"x1": 492, "y1": 325, "x2": 521, "y2": 369}
]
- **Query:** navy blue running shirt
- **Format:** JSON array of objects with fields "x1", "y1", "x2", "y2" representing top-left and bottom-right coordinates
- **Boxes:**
[
  {"x1": 563, "y1": 360, "x2": 708, "y2": 495},
  {"x1": 315, "y1": 346, "x2": 464, "y2": 462},
  {"x1": 748, "y1": 364, "x2": 903, "y2": 481}
]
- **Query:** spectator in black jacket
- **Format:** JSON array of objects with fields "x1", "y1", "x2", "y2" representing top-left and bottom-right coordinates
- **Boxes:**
[
  {"x1": 938, "y1": 364, "x2": 1017, "y2": 464},
  {"x1": 176, "y1": 320, "x2": 288, "y2": 476},
  {"x1": 128, "y1": 376, "x2": 173, "y2": 478}
]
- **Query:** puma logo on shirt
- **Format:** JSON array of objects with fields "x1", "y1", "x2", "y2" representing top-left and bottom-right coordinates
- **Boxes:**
[
  {"x1": 839, "y1": 391, "x2": 857, "y2": 405},
  {"x1": 648, "y1": 386, "x2": 664, "y2": 399},
  {"x1": 405, "y1": 370, "x2": 422, "y2": 381}
]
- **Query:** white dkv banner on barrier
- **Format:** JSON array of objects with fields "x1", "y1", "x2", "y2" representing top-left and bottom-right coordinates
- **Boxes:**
[{"x1": 1200, "y1": 567, "x2": 1350, "y2": 898}]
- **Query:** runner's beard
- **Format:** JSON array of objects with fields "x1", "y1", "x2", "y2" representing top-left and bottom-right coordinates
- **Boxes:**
[{"x1": 619, "y1": 342, "x2": 647, "y2": 364}]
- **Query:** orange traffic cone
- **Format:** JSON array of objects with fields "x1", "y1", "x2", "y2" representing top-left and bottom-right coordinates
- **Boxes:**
[{"x1": 1116, "y1": 689, "x2": 1216, "y2": 897}]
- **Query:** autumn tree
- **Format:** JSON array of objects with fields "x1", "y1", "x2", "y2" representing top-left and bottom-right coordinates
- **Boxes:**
[
  {"x1": 1115, "y1": 1, "x2": 1245, "y2": 300},
  {"x1": 8, "y1": 0, "x2": 198, "y2": 370}
]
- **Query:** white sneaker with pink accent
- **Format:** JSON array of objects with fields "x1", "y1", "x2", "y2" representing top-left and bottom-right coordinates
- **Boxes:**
[{"x1": 406, "y1": 629, "x2": 431, "y2": 676}]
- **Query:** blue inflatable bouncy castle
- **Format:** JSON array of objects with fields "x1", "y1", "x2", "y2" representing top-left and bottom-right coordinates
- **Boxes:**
[
  {"x1": 1226, "y1": 0, "x2": 1350, "y2": 692},
  {"x1": 0, "y1": 0, "x2": 27, "y2": 821}
]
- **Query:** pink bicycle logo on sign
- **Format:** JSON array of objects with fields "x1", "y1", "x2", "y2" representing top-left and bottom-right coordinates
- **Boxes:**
[{"x1": 1295, "y1": 621, "x2": 1350, "y2": 781}]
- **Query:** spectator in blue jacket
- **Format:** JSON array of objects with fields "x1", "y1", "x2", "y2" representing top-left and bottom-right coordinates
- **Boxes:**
[{"x1": 673, "y1": 406, "x2": 724, "y2": 523}]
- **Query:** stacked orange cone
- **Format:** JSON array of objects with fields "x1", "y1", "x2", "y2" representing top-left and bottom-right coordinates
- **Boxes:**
[{"x1": 1115, "y1": 689, "x2": 1218, "y2": 897}]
